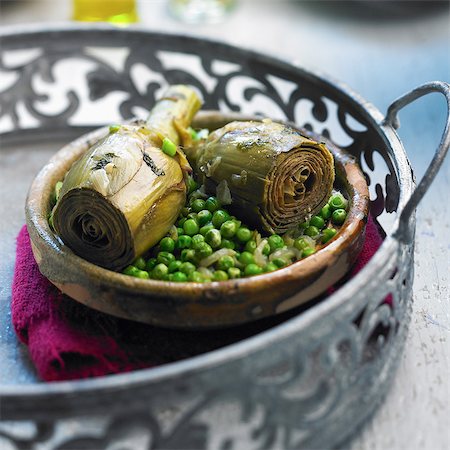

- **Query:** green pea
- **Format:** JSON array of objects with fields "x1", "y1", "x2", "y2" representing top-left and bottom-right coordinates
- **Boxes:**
[
  {"x1": 191, "y1": 234, "x2": 205, "y2": 250},
  {"x1": 212, "y1": 210, "x2": 230, "y2": 228},
  {"x1": 162, "y1": 137, "x2": 177, "y2": 157},
  {"x1": 197, "y1": 210, "x2": 212, "y2": 226},
  {"x1": 329, "y1": 193, "x2": 348, "y2": 211},
  {"x1": 298, "y1": 221, "x2": 310, "y2": 231},
  {"x1": 159, "y1": 237, "x2": 175, "y2": 253},
  {"x1": 294, "y1": 237, "x2": 313, "y2": 251},
  {"x1": 183, "y1": 219, "x2": 199, "y2": 236},
  {"x1": 262, "y1": 243, "x2": 271, "y2": 256},
  {"x1": 220, "y1": 220, "x2": 237, "y2": 238},
  {"x1": 191, "y1": 199, "x2": 206, "y2": 213},
  {"x1": 231, "y1": 218, "x2": 242, "y2": 229},
  {"x1": 162, "y1": 273, "x2": 173, "y2": 281},
  {"x1": 236, "y1": 227, "x2": 252, "y2": 243},
  {"x1": 176, "y1": 227, "x2": 184, "y2": 237},
  {"x1": 321, "y1": 228, "x2": 337, "y2": 244},
  {"x1": 239, "y1": 251, "x2": 255, "y2": 265},
  {"x1": 244, "y1": 240, "x2": 257, "y2": 253},
  {"x1": 189, "y1": 271, "x2": 204, "y2": 283},
  {"x1": 205, "y1": 196, "x2": 220, "y2": 212},
  {"x1": 221, "y1": 239, "x2": 235, "y2": 250},
  {"x1": 264, "y1": 262, "x2": 278, "y2": 272},
  {"x1": 196, "y1": 242, "x2": 213, "y2": 259},
  {"x1": 205, "y1": 229, "x2": 222, "y2": 249},
  {"x1": 168, "y1": 260, "x2": 183, "y2": 273},
  {"x1": 152, "y1": 263, "x2": 168, "y2": 279},
  {"x1": 302, "y1": 248, "x2": 316, "y2": 257},
  {"x1": 180, "y1": 249, "x2": 197, "y2": 263},
  {"x1": 135, "y1": 270, "x2": 150, "y2": 279},
  {"x1": 244, "y1": 264, "x2": 263, "y2": 276},
  {"x1": 199, "y1": 223, "x2": 215, "y2": 236},
  {"x1": 228, "y1": 267, "x2": 241, "y2": 279},
  {"x1": 133, "y1": 257, "x2": 146, "y2": 270},
  {"x1": 157, "y1": 251, "x2": 175, "y2": 266},
  {"x1": 123, "y1": 265, "x2": 139, "y2": 276},
  {"x1": 188, "y1": 127, "x2": 198, "y2": 140},
  {"x1": 304, "y1": 226, "x2": 320, "y2": 238},
  {"x1": 332, "y1": 209, "x2": 347, "y2": 225},
  {"x1": 320, "y1": 204, "x2": 332, "y2": 220},
  {"x1": 178, "y1": 217, "x2": 187, "y2": 227},
  {"x1": 177, "y1": 235, "x2": 192, "y2": 249},
  {"x1": 186, "y1": 213, "x2": 199, "y2": 223},
  {"x1": 146, "y1": 258, "x2": 157, "y2": 272},
  {"x1": 268, "y1": 234, "x2": 284, "y2": 251},
  {"x1": 310, "y1": 215, "x2": 325, "y2": 229},
  {"x1": 180, "y1": 262, "x2": 196, "y2": 275},
  {"x1": 172, "y1": 271, "x2": 188, "y2": 282},
  {"x1": 272, "y1": 258, "x2": 288, "y2": 268},
  {"x1": 213, "y1": 270, "x2": 229, "y2": 281},
  {"x1": 217, "y1": 255, "x2": 234, "y2": 271}
]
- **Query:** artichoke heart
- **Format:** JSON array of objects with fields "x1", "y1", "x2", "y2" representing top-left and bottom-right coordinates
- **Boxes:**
[
  {"x1": 186, "y1": 120, "x2": 335, "y2": 233},
  {"x1": 53, "y1": 85, "x2": 202, "y2": 270}
]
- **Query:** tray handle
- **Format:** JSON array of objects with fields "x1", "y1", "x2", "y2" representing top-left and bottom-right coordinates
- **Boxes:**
[{"x1": 382, "y1": 81, "x2": 450, "y2": 243}]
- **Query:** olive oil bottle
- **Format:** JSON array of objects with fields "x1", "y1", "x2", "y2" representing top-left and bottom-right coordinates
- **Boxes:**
[{"x1": 73, "y1": 0, "x2": 138, "y2": 24}]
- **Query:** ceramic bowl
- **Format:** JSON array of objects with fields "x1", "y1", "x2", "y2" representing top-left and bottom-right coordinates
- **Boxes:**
[{"x1": 26, "y1": 112, "x2": 369, "y2": 329}]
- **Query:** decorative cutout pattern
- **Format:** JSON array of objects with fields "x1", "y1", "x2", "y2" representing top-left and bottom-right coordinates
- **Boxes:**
[{"x1": 0, "y1": 31, "x2": 400, "y2": 222}]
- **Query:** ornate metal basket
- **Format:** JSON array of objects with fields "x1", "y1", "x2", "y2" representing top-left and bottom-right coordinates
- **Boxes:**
[{"x1": 0, "y1": 25, "x2": 448, "y2": 449}]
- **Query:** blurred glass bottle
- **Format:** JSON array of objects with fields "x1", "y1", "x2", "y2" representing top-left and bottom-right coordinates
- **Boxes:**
[
  {"x1": 73, "y1": 0, "x2": 138, "y2": 24},
  {"x1": 168, "y1": 0, "x2": 236, "y2": 24}
]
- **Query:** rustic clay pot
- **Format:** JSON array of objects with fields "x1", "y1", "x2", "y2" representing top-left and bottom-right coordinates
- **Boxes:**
[{"x1": 25, "y1": 112, "x2": 369, "y2": 329}]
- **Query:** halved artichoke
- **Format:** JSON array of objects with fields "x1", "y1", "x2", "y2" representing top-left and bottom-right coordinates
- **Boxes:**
[
  {"x1": 52, "y1": 85, "x2": 201, "y2": 270},
  {"x1": 186, "y1": 120, "x2": 335, "y2": 233}
]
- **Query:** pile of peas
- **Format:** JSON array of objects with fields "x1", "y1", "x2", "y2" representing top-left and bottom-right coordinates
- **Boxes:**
[{"x1": 123, "y1": 183, "x2": 349, "y2": 282}]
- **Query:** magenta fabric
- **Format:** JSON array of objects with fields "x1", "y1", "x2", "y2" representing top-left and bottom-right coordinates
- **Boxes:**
[{"x1": 11, "y1": 216, "x2": 384, "y2": 382}]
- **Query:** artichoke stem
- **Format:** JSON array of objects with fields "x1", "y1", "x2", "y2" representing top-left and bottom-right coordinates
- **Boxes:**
[{"x1": 146, "y1": 85, "x2": 202, "y2": 145}]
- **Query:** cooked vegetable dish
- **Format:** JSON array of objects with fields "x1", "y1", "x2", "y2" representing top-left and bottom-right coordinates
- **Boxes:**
[{"x1": 49, "y1": 85, "x2": 349, "y2": 281}]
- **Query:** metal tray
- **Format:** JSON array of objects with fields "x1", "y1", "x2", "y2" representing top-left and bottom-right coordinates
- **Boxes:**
[{"x1": 0, "y1": 24, "x2": 448, "y2": 449}]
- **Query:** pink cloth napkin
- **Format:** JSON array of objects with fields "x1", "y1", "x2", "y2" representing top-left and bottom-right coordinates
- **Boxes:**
[{"x1": 11, "y1": 216, "x2": 384, "y2": 382}]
